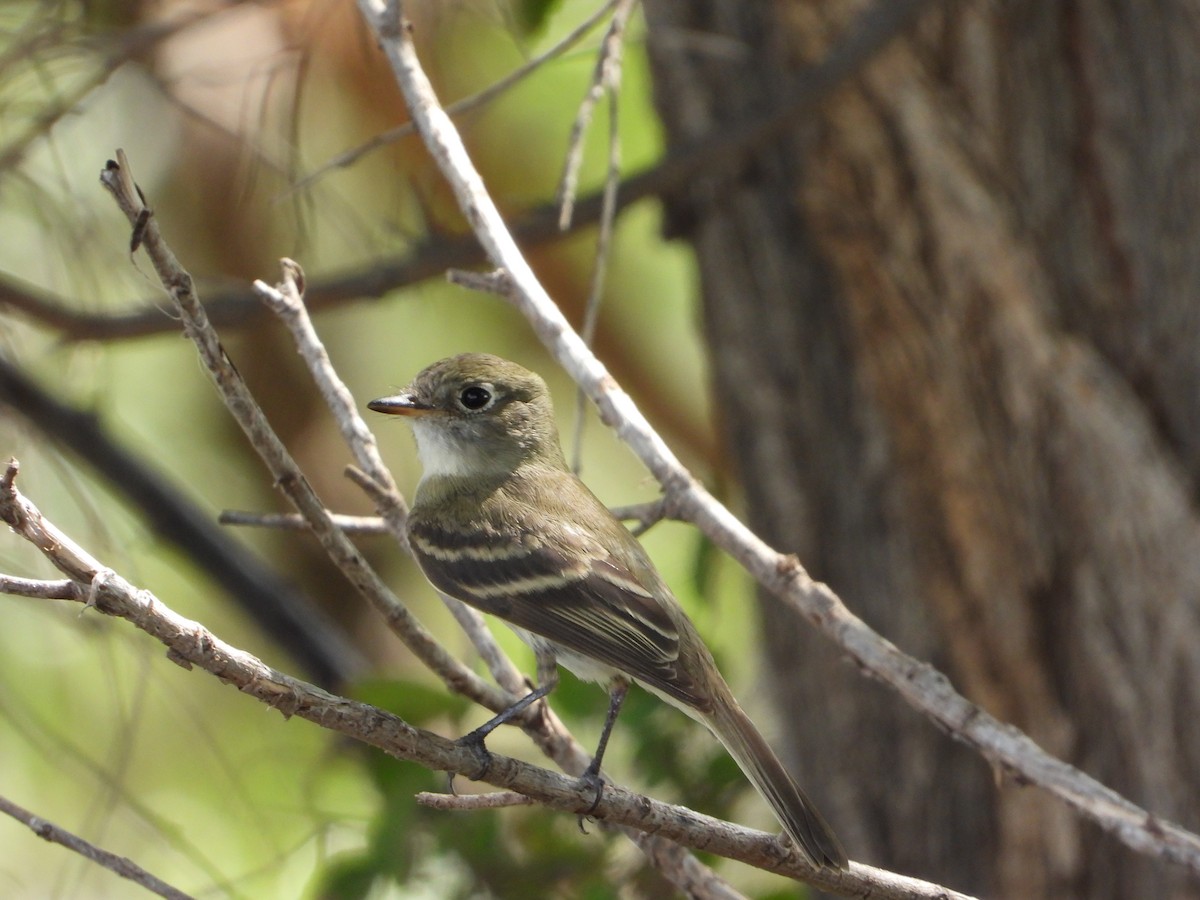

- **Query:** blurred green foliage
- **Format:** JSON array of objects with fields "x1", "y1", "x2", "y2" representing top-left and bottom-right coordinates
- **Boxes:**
[{"x1": 510, "y1": 0, "x2": 567, "y2": 37}]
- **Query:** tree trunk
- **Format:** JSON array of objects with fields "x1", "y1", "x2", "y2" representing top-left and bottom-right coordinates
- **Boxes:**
[{"x1": 644, "y1": 1, "x2": 1200, "y2": 896}]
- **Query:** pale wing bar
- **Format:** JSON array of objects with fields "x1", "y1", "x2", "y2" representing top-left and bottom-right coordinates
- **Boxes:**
[{"x1": 409, "y1": 522, "x2": 706, "y2": 707}]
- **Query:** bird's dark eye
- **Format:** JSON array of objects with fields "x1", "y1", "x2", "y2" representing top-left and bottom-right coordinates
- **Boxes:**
[{"x1": 459, "y1": 385, "x2": 492, "y2": 411}]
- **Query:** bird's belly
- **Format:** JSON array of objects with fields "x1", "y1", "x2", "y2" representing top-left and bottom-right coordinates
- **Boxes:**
[
  {"x1": 508, "y1": 625, "x2": 621, "y2": 685},
  {"x1": 509, "y1": 624, "x2": 708, "y2": 727}
]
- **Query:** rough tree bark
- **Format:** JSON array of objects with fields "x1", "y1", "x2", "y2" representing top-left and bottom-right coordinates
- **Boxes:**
[{"x1": 644, "y1": 1, "x2": 1200, "y2": 896}]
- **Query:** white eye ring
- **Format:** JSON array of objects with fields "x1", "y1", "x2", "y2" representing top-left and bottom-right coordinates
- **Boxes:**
[{"x1": 457, "y1": 383, "x2": 495, "y2": 412}]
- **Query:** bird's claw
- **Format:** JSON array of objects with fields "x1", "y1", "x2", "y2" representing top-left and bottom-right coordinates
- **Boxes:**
[
  {"x1": 454, "y1": 728, "x2": 495, "y2": 781},
  {"x1": 576, "y1": 767, "x2": 606, "y2": 831}
]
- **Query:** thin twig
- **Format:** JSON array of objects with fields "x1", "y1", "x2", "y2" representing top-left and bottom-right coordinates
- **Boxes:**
[
  {"x1": 415, "y1": 790, "x2": 535, "y2": 810},
  {"x1": 556, "y1": 0, "x2": 637, "y2": 230},
  {"x1": 0, "y1": 575, "x2": 80, "y2": 599},
  {"x1": 354, "y1": 0, "x2": 1200, "y2": 877},
  {"x1": 570, "y1": 42, "x2": 626, "y2": 473},
  {"x1": 252, "y1": 259, "x2": 408, "y2": 538},
  {"x1": 97, "y1": 152, "x2": 508, "y2": 716},
  {"x1": 610, "y1": 499, "x2": 672, "y2": 536},
  {"x1": 0, "y1": 794, "x2": 193, "y2": 900},
  {"x1": 293, "y1": 0, "x2": 623, "y2": 192},
  {"x1": 219, "y1": 510, "x2": 388, "y2": 534},
  {"x1": 218, "y1": 503, "x2": 666, "y2": 537},
  {"x1": 630, "y1": 834, "x2": 750, "y2": 900},
  {"x1": 0, "y1": 464, "x2": 976, "y2": 900},
  {"x1": 445, "y1": 267, "x2": 512, "y2": 295}
]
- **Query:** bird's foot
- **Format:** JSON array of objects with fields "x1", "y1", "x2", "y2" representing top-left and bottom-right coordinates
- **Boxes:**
[
  {"x1": 453, "y1": 727, "x2": 495, "y2": 782},
  {"x1": 574, "y1": 763, "x2": 607, "y2": 833}
]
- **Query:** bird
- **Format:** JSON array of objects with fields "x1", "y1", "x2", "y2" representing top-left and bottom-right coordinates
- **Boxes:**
[{"x1": 368, "y1": 353, "x2": 847, "y2": 870}]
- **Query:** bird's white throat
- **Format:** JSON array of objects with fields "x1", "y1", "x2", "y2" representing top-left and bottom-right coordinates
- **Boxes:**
[{"x1": 410, "y1": 419, "x2": 486, "y2": 480}]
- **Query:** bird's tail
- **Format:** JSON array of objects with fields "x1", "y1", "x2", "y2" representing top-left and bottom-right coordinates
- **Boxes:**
[{"x1": 705, "y1": 695, "x2": 848, "y2": 869}]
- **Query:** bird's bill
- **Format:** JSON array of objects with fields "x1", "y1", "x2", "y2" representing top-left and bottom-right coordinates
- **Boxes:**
[{"x1": 367, "y1": 393, "x2": 436, "y2": 417}]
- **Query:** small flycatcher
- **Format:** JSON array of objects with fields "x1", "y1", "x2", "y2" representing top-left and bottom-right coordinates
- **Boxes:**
[{"x1": 369, "y1": 353, "x2": 846, "y2": 869}]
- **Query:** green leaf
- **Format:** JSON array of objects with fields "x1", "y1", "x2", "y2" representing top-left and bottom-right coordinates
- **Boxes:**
[
  {"x1": 511, "y1": 0, "x2": 565, "y2": 37},
  {"x1": 690, "y1": 529, "x2": 719, "y2": 604}
]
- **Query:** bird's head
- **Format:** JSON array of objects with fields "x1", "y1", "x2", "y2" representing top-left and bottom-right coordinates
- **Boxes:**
[{"x1": 369, "y1": 353, "x2": 566, "y2": 480}]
